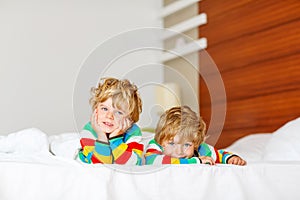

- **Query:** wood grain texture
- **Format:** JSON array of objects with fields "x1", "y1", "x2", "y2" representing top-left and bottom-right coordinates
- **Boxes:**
[
  {"x1": 200, "y1": 53, "x2": 300, "y2": 105},
  {"x1": 198, "y1": 0, "x2": 300, "y2": 148},
  {"x1": 200, "y1": 89, "x2": 300, "y2": 148},
  {"x1": 199, "y1": 0, "x2": 300, "y2": 46},
  {"x1": 202, "y1": 20, "x2": 300, "y2": 73}
]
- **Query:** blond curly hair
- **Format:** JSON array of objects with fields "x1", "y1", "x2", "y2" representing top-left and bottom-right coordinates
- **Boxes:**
[
  {"x1": 89, "y1": 77, "x2": 142, "y2": 123},
  {"x1": 155, "y1": 106, "x2": 206, "y2": 149}
]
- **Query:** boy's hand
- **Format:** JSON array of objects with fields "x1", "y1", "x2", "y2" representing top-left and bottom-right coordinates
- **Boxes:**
[
  {"x1": 199, "y1": 156, "x2": 215, "y2": 165},
  {"x1": 227, "y1": 156, "x2": 247, "y2": 165},
  {"x1": 109, "y1": 117, "x2": 133, "y2": 138},
  {"x1": 91, "y1": 109, "x2": 108, "y2": 142}
]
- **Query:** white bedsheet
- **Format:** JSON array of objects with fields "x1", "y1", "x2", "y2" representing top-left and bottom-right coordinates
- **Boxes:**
[
  {"x1": 1, "y1": 118, "x2": 300, "y2": 200},
  {"x1": 1, "y1": 157, "x2": 300, "y2": 200}
]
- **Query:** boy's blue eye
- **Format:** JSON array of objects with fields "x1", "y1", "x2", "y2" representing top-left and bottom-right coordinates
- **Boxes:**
[
  {"x1": 168, "y1": 142, "x2": 175, "y2": 146},
  {"x1": 116, "y1": 111, "x2": 123, "y2": 115},
  {"x1": 184, "y1": 143, "x2": 192, "y2": 148},
  {"x1": 101, "y1": 107, "x2": 108, "y2": 111}
]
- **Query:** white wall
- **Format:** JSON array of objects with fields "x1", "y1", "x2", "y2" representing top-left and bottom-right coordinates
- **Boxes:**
[
  {"x1": 0, "y1": 0, "x2": 162, "y2": 135},
  {"x1": 163, "y1": 2, "x2": 200, "y2": 114}
]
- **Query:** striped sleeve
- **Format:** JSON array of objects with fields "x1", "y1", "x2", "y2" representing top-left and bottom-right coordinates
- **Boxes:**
[
  {"x1": 110, "y1": 124, "x2": 144, "y2": 165},
  {"x1": 78, "y1": 123, "x2": 143, "y2": 165},
  {"x1": 78, "y1": 138, "x2": 113, "y2": 164},
  {"x1": 198, "y1": 143, "x2": 235, "y2": 164},
  {"x1": 145, "y1": 139, "x2": 201, "y2": 165}
]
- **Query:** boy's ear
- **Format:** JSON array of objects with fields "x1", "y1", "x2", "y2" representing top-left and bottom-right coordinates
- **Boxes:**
[{"x1": 94, "y1": 107, "x2": 98, "y2": 114}]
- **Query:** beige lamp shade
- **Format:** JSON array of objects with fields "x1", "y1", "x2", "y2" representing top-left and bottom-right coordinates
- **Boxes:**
[{"x1": 155, "y1": 82, "x2": 181, "y2": 111}]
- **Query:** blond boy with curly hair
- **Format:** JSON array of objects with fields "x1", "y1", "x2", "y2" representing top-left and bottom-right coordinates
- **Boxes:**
[
  {"x1": 145, "y1": 106, "x2": 246, "y2": 165},
  {"x1": 78, "y1": 77, "x2": 143, "y2": 165}
]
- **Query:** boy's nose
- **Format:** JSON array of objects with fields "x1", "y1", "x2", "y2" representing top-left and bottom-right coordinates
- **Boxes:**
[
  {"x1": 106, "y1": 111, "x2": 114, "y2": 119},
  {"x1": 175, "y1": 145, "x2": 184, "y2": 155}
]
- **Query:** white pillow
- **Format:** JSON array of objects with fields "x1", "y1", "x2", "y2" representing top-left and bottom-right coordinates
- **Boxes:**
[
  {"x1": 0, "y1": 128, "x2": 50, "y2": 156},
  {"x1": 49, "y1": 133, "x2": 81, "y2": 159},
  {"x1": 225, "y1": 133, "x2": 271, "y2": 162},
  {"x1": 263, "y1": 117, "x2": 300, "y2": 161}
]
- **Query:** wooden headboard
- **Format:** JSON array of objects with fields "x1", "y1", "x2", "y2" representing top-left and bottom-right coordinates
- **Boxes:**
[{"x1": 198, "y1": 0, "x2": 300, "y2": 148}]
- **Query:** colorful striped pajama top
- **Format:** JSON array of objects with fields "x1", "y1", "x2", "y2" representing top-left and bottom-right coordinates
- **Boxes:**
[
  {"x1": 145, "y1": 139, "x2": 235, "y2": 165},
  {"x1": 78, "y1": 122, "x2": 144, "y2": 165}
]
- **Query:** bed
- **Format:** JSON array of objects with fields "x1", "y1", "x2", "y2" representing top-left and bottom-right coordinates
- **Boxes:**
[{"x1": 1, "y1": 117, "x2": 300, "y2": 200}]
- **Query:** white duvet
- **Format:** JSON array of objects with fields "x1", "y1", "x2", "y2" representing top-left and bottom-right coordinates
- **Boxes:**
[
  {"x1": 1, "y1": 159, "x2": 300, "y2": 200},
  {"x1": 1, "y1": 117, "x2": 300, "y2": 200}
]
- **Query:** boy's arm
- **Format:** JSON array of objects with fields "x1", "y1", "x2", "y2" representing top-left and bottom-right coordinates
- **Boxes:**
[
  {"x1": 145, "y1": 139, "x2": 201, "y2": 165},
  {"x1": 78, "y1": 124, "x2": 143, "y2": 165},
  {"x1": 217, "y1": 149, "x2": 237, "y2": 164},
  {"x1": 109, "y1": 124, "x2": 144, "y2": 165},
  {"x1": 78, "y1": 122, "x2": 113, "y2": 164},
  {"x1": 78, "y1": 138, "x2": 113, "y2": 164},
  {"x1": 198, "y1": 143, "x2": 236, "y2": 164}
]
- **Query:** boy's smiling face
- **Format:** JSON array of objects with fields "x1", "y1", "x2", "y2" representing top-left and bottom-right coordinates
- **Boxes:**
[
  {"x1": 96, "y1": 97, "x2": 129, "y2": 134},
  {"x1": 162, "y1": 135, "x2": 195, "y2": 158}
]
